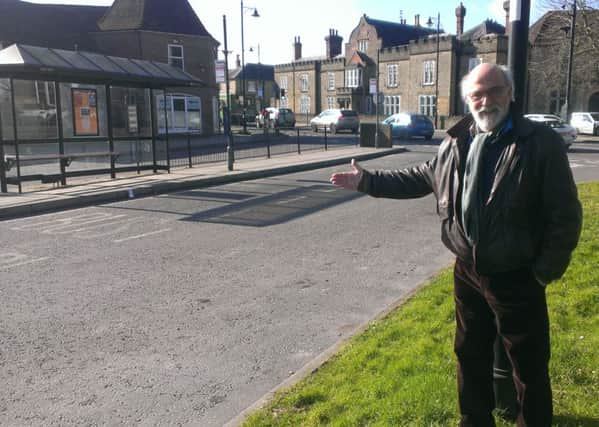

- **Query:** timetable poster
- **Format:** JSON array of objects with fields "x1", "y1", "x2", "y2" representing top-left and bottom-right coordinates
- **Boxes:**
[{"x1": 72, "y1": 88, "x2": 99, "y2": 136}]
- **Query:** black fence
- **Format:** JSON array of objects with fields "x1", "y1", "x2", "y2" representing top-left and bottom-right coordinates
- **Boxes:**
[{"x1": 165, "y1": 126, "x2": 360, "y2": 168}]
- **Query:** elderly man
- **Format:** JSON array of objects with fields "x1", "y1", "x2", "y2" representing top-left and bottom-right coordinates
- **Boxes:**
[{"x1": 330, "y1": 63, "x2": 582, "y2": 426}]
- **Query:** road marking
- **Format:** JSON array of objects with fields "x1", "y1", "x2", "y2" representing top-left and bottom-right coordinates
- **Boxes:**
[
  {"x1": 76, "y1": 217, "x2": 147, "y2": 239},
  {"x1": 276, "y1": 196, "x2": 307, "y2": 204},
  {"x1": 40, "y1": 215, "x2": 129, "y2": 235},
  {"x1": 113, "y1": 228, "x2": 171, "y2": 243},
  {"x1": 10, "y1": 212, "x2": 113, "y2": 232},
  {"x1": 1, "y1": 252, "x2": 49, "y2": 270},
  {"x1": 570, "y1": 159, "x2": 599, "y2": 168}
]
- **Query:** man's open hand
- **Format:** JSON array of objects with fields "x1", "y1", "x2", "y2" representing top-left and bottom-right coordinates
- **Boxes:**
[{"x1": 329, "y1": 159, "x2": 363, "y2": 191}]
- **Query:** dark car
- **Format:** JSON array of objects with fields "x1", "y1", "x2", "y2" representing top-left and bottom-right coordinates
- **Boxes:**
[{"x1": 382, "y1": 113, "x2": 434, "y2": 140}]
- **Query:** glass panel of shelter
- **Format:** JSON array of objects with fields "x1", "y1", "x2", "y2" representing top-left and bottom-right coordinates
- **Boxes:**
[{"x1": 0, "y1": 74, "x2": 177, "y2": 192}]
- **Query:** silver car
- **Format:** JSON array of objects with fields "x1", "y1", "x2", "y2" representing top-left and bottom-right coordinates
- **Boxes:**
[
  {"x1": 310, "y1": 109, "x2": 360, "y2": 133},
  {"x1": 524, "y1": 114, "x2": 576, "y2": 149}
]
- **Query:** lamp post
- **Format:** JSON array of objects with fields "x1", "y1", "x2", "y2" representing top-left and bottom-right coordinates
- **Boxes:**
[
  {"x1": 427, "y1": 13, "x2": 441, "y2": 129},
  {"x1": 222, "y1": 15, "x2": 234, "y2": 171},
  {"x1": 240, "y1": 0, "x2": 259, "y2": 134}
]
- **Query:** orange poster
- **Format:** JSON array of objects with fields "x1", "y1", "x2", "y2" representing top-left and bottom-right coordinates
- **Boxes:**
[{"x1": 72, "y1": 88, "x2": 99, "y2": 136}]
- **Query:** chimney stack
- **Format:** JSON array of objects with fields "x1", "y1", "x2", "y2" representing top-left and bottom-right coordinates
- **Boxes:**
[
  {"x1": 325, "y1": 29, "x2": 343, "y2": 59},
  {"x1": 293, "y1": 36, "x2": 302, "y2": 61},
  {"x1": 415, "y1": 14, "x2": 420, "y2": 26},
  {"x1": 235, "y1": 54, "x2": 241, "y2": 69},
  {"x1": 503, "y1": 1, "x2": 510, "y2": 35},
  {"x1": 455, "y1": 2, "x2": 466, "y2": 37}
]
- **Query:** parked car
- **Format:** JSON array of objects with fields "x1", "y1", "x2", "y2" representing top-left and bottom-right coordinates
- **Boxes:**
[
  {"x1": 381, "y1": 113, "x2": 434, "y2": 140},
  {"x1": 309, "y1": 109, "x2": 360, "y2": 133},
  {"x1": 256, "y1": 107, "x2": 296, "y2": 128},
  {"x1": 570, "y1": 112, "x2": 599, "y2": 136},
  {"x1": 524, "y1": 114, "x2": 576, "y2": 149}
]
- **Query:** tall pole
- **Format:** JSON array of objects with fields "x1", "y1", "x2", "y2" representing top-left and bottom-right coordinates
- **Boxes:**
[
  {"x1": 240, "y1": 0, "x2": 247, "y2": 134},
  {"x1": 507, "y1": 0, "x2": 531, "y2": 116},
  {"x1": 491, "y1": 0, "x2": 532, "y2": 421},
  {"x1": 565, "y1": 0, "x2": 577, "y2": 120},
  {"x1": 223, "y1": 15, "x2": 234, "y2": 170},
  {"x1": 375, "y1": 48, "x2": 380, "y2": 148},
  {"x1": 434, "y1": 12, "x2": 440, "y2": 129}
]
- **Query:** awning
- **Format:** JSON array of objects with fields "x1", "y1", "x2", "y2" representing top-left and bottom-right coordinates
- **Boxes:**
[{"x1": 0, "y1": 43, "x2": 205, "y2": 88}]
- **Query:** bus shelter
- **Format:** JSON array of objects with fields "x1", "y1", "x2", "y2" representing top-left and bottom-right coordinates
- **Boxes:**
[{"x1": 0, "y1": 43, "x2": 204, "y2": 193}]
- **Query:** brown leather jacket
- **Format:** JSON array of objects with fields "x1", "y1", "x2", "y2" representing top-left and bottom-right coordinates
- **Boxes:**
[{"x1": 358, "y1": 113, "x2": 582, "y2": 283}]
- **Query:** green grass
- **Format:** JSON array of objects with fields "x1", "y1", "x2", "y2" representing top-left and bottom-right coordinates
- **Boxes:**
[{"x1": 243, "y1": 182, "x2": 599, "y2": 427}]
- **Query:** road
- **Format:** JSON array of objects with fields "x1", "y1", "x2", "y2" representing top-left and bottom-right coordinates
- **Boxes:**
[{"x1": 1, "y1": 139, "x2": 598, "y2": 426}]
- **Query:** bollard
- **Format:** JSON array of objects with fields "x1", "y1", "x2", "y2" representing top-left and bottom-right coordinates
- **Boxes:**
[
  {"x1": 324, "y1": 127, "x2": 328, "y2": 151},
  {"x1": 297, "y1": 128, "x2": 301, "y2": 154}
]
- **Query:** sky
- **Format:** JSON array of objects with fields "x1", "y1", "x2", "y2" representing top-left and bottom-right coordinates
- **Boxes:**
[{"x1": 28, "y1": 0, "x2": 546, "y2": 66}]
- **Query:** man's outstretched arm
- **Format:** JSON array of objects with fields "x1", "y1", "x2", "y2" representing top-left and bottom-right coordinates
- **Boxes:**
[
  {"x1": 329, "y1": 159, "x2": 363, "y2": 191},
  {"x1": 330, "y1": 158, "x2": 436, "y2": 199}
]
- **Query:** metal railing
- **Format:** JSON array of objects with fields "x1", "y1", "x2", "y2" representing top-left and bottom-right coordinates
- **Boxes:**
[{"x1": 164, "y1": 126, "x2": 359, "y2": 168}]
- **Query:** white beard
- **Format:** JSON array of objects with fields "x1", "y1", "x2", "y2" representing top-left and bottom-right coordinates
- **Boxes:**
[{"x1": 472, "y1": 105, "x2": 508, "y2": 132}]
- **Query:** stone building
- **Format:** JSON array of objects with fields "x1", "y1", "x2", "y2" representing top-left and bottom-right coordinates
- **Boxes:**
[
  {"x1": 0, "y1": 0, "x2": 220, "y2": 135},
  {"x1": 273, "y1": 3, "x2": 510, "y2": 127},
  {"x1": 528, "y1": 9, "x2": 599, "y2": 115}
]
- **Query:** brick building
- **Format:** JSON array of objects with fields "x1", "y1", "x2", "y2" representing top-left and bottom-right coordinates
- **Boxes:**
[{"x1": 0, "y1": 0, "x2": 220, "y2": 135}]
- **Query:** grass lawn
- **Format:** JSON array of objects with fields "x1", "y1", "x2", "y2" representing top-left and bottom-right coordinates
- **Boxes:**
[{"x1": 243, "y1": 182, "x2": 599, "y2": 426}]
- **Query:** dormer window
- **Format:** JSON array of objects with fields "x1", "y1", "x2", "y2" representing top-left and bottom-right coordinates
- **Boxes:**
[{"x1": 168, "y1": 44, "x2": 184, "y2": 70}]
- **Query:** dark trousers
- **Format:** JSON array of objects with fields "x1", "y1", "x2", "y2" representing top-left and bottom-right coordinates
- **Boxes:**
[{"x1": 453, "y1": 258, "x2": 552, "y2": 427}]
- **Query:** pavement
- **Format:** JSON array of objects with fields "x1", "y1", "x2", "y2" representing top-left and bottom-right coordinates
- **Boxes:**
[{"x1": 0, "y1": 144, "x2": 406, "y2": 221}]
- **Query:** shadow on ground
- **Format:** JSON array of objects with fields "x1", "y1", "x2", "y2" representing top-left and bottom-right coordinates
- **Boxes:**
[{"x1": 181, "y1": 184, "x2": 363, "y2": 227}]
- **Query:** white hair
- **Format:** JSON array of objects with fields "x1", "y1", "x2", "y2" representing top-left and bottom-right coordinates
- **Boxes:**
[{"x1": 460, "y1": 63, "x2": 515, "y2": 101}]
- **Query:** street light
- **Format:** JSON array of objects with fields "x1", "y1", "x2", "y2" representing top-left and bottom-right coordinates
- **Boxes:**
[
  {"x1": 249, "y1": 44, "x2": 261, "y2": 63},
  {"x1": 249, "y1": 44, "x2": 265, "y2": 111},
  {"x1": 240, "y1": 0, "x2": 259, "y2": 134},
  {"x1": 426, "y1": 13, "x2": 441, "y2": 129},
  {"x1": 222, "y1": 15, "x2": 235, "y2": 171}
]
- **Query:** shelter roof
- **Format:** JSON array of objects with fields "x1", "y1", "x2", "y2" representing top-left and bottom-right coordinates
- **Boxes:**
[{"x1": 0, "y1": 44, "x2": 204, "y2": 88}]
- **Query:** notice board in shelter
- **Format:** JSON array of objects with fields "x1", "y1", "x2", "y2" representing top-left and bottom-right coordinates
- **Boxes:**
[{"x1": 72, "y1": 88, "x2": 99, "y2": 136}]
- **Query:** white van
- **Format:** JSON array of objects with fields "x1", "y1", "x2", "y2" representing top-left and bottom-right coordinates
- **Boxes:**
[{"x1": 570, "y1": 112, "x2": 599, "y2": 135}]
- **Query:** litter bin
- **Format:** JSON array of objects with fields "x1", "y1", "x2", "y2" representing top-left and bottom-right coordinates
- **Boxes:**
[{"x1": 360, "y1": 123, "x2": 392, "y2": 147}]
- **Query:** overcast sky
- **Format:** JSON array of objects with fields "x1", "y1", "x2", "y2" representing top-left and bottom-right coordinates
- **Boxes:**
[{"x1": 28, "y1": 0, "x2": 545, "y2": 66}]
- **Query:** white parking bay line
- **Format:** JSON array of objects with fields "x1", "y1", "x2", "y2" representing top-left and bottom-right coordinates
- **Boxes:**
[
  {"x1": 0, "y1": 257, "x2": 49, "y2": 270},
  {"x1": 276, "y1": 196, "x2": 307, "y2": 204},
  {"x1": 113, "y1": 228, "x2": 172, "y2": 243}
]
